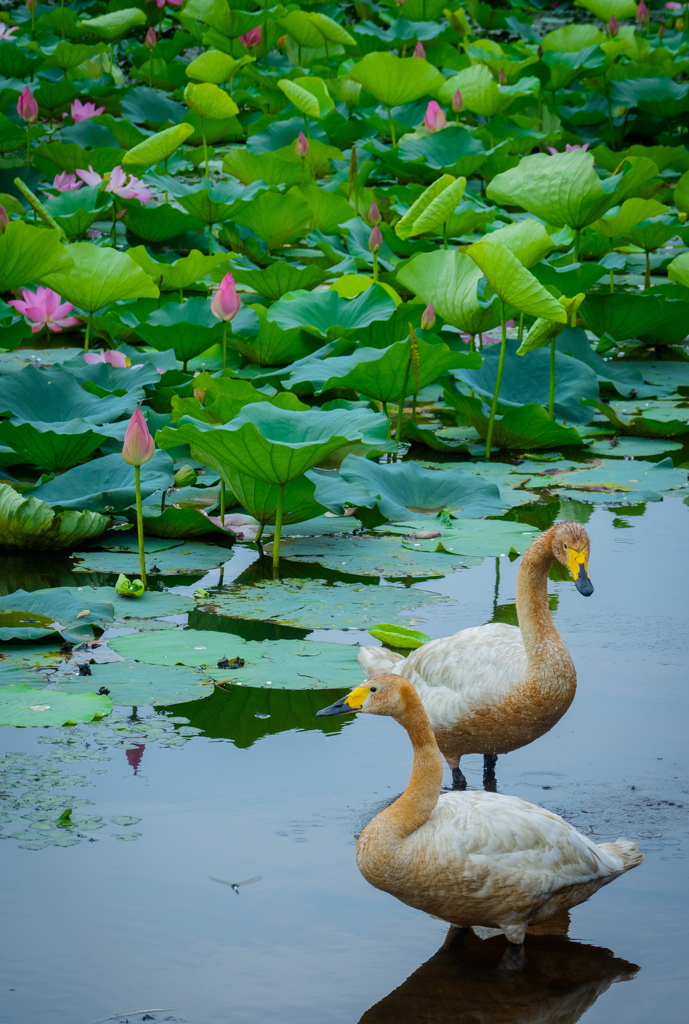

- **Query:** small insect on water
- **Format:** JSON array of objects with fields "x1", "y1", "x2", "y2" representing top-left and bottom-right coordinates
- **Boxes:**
[
  {"x1": 217, "y1": 656, "x2": 245, "y2": 669},
  {"x1": 209, "y1": 875, "x2": 262, "y2": 895}
]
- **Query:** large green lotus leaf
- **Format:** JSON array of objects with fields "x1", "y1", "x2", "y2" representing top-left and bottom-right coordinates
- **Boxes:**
[
  {"x1": 110, "y1": 630, "x2": 364, "y2": 690},
  {"x1": 267, "y1": 286, "x2": 397, "y2": 338},
  {"x1": 222, "y1": 149, "x2": 305, "y2": 188},
  {"x1": 44, "y1": 185, "x2": 113, "y2": 242},
  {"x1": 465, "y1": 241, "x2": 568, "y2": 321},
  {"x1": 308, "y1": 11, "x2": 356, "y2": 46},
  {"x1": 0, "y1": 484, "x2": 110, "y2": 551},
  {"x1": 31, "y1": 451, "x2": 175, "y2": 514},
  {"x1": 272, "y1": 532, "x2": 481, "y2": 578},
  {"x1": 624, "y1": 216, "x2": 678, "y2": 253},
  {"x1": 121, "y1": 123, "x2": 195, "y2": 168},
  {"x1": 667, "y1": 252, "x2": 689, "y2": 289},
  {"x1": 0, "y1": 685, "x2": 112, "y2": 727},
  {"x1": 451, "y1": 340, "x2": 599, "y2": 424},
  {"x1": 444, "y1": 393, "x2": 584, "y2": 450},
  {"x1": 529, "y1": 456, "x2": 688, "y2": 497},
  {"x1": 349, "y1": 52, "x2": 444, "y2": 107},
  {"x1": 186, "y1": 49, "x2": 254, "y2": 84},
  {"x1": 231, "y1": 191, "x2": 311, "y2": 251},
  {"x1": 388, "y1": 519, "x2": 540, "y2": 558},
  {"x1": 0, "y1": 588, "x2": 113, "y2": 642},
  {"x1": 232, "y1": 262, "x2": 327, "y2": 301},
  {"x1": 71, "y1": 585, "x2": 195, "y2": 622},
  {"x1": 592, "y1": 198, "x2": 668, "y2": 239},
  {"x1": 33, "y1": 141, "x2": 122, "y2": 176},
  {"x1": 62, "y1": 358, "x2": 162, "y2": 395},
  {"x1": 196, "y1": 578, "x2": 451, "y2": 631},
  {"x1": 177, "y1": 187, "x2": 240, "y2": 226},
  {"x1": 586, "y1": 437, "x2": 683, "y2": 458},
  {"x1": 124, "y1": 204, "x2": 204, "y2": 243},
  {"x1": 184, "y1": 82, "x2": 239, "y2": 120},
  {"x1": 0, "y1": 365, "x2": 139, "y2": 426},
  {"x1": 555, "y1": 328, "x2": 654, "y2": 398},
  {"x1": 132, "y1": 298, "x2": 225, "y2": 365},
  {"x1": 312, "y1": 454, "x2": 506, "y2": 522},
  {"x1": 276, "y1": 9, "x2": 328, "y2": 48},
  {"x1": 72, "y1": 534, "x2": 232, "y2": 575},
  {"x1": 41, "y1": 243, "x2": 159, "y2": 313},
  {"x1": 541, "y1": 24, "x2": 605, "y2": 50},
  {"x1": 581, "y1": 399, "x2": 689, "y2": 439},
  {"x1": 398, "y1": 128, "x2": 487, "y2": 177},
  {"x1": 531, "y1": 261, "x2": 610, "y2": 297},
  {"x1": 487, "y1": 151, "x2": 657, "y2": 229},
  {"x1": 78, "y1": 8, "x2": 146, "y2": 39},
  {"x1": 397, "y1": 251, "x2": 501, "y2": 337},
  {"x1": 484, "y1": 220, "x2": 556, "y2": 268},
  {"x1": 171, "y1": 373, "x2": 308, "y2": 425},
  {"x1": 611, "y1": 78, "x2": 689, "y2": 121},
  {"x1": 0, "y1": 221, "x2": 74, "y2": 292},
  {"x1": 575, "y1": 0, "x2": 643, "y2": 21},
  {"x1": 396, "y1": 175, "x2": 466, "y2": 240},
  {"x1": 0, "y1": 420, "x2": 108, "y2": 474},
  {"x1": 541, "y1": 46, "x2": 606, "y2": 91},
  {"x1": 438, "y1": 65, "x2": 536, "y2": 117},
  {"x1": 579, "y1": 292, "x2": 689, "y2": 345},
  {"x1": 128, "y1": 247, "x2": 230, "y2": 291},
  {"x1": 158, "y1": 406, "x2": 388, "y2": 485},
  {"x1": 122, "y1": 504, "x2": 227, "y2": 539},
  {"x1": 53, "y1": 661, "x2": 215, "y2": 707},
  {"x1": 225, "y1": 469, "x2": 324, "y2": 527},
  {"x1": 277, "y1": 77, "x2": 334, "y2": 119},
  {"x1": 280, "y1": 338, "x2": 480, "y2": 402}
]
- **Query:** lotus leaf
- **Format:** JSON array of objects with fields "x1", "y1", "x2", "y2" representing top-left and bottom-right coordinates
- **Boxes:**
[
  {"x1": 444, "y1": 393, "x2": 585, "y2": 450},
  {"x1": 277, "y1": 77, "x2": 334, "y2": 119},
  {"x1": 272, "y1": 532, "x2": 481, "y2": 578},
  {"x1": 0, "y1": 365, "x2": 139, "y2": 426},
  {"x1": 72, "y1": 534, "x2": 231, "y2": 575},
  {"x1": 465, "y1": 242, "x2": 568, "y2": 321},
  {"x1": 0, "y1": 420, "x2": 109, "y2": 474},
  {"x1": 0, "y1": 484, "x2": 110, "y2": 551},
  {"x1": 579, "y1": 291, "x2": 689, "y2": 345},
  {"x1": 184, "y1": 83, "x2": 239, "y2": 121},
  {"x1": 123, "y1": 504, "x2": 227, "y2": 539},
  {"x1": 232, "y1": 262, "x2": 327, "y2": 301},
  {"x1": 132, "y1": 298, "x2": 226, "y2": 367},
  {"x1": 230, "y1": 191, "x2": 311, "y2": 251},
  {"x1": 484, "y1": 220, "x2": 556, "y2": 268},
  {"x1": 129, "y1": 248, "x2": 231, "y2": 293},
  {"x1": 439, "y1": 65, "x2": 537, "y2": 118},
  {"x1": 592, "y1": 198, "x2": 668, "y2": 238},
  {"x1": 368, "y1": 624, "x2": 430, "y2": 649},
  {"x1": 348, "y1": 52, "x2": 444, "y2": 108},
  {"x1": 31, "y1": 451, "x2": 175, "y2": 514},
  {"x1": 0, "y1": 587, "x2": 113, "y2": 642},
  {"x1": 0, "y1": 686, "x2": 112, "y2": 728},
  {"x1": 267, "y1": 286, "x2": 397, "y2": 338},
  {"x1": 41, "y1": 243, "x2": 159, "y2": 314},
  {"x1": 582, "y1": 399, "x2": 689, "y2": 439},
  {"x1": 186, "y1": 50, "x2": 254, "y2": 85},
  {"x1": 395, "y1": 175, "x2": 466, "y2": 240},
  {"x1": 527, "y1": 457, "x2": 689, "y2": 498},
  {"x1": 384, "y1": 518, "x2": 540, "y2": 558},
  {"x1": 555, "y1": 328, "x2": 655, "y2": 398},
  {"x1": 225, "y1": 470, "x2": 325, "y2": 528},
  {"x1": 0, "y1": 221, "x2": 74, "y2": 292},
  {"x1": 575, "y1": 0, "x2": 636, "y2": 19},
  {"x1": 397, "y1": 250, "x2": 501, "y2": 337},
  {"x1": 78, "y1": 8, "x2": 146, "y2": 40},
  {"x1": 666, "y1": 252, "x2": 689, "y2": 290},
  {"x1": 123, "y1": 203, "x2": 204, "y2": 243},
  {"x1": 121, "y1": 124, "x2": 195, "y2": 168},
  {"x1": 398, "y1": 128, "x2": 488, "y2": 178}
]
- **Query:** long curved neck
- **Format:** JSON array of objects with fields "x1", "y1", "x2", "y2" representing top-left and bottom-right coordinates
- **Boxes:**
[
  {"x1": 374, "y1": 700, "x2": 444, "y2": 841},
  {"x1": 516, "y1": 528, "x2": 568, "y2": 678}
]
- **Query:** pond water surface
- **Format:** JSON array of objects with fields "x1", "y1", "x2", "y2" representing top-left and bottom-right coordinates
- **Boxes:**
[{"x1": 1, "y1": 495, "x2": 687, "y2": 1024}]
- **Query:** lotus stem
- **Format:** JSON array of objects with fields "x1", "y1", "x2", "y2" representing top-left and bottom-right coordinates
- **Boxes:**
[
  {"x1": 26, "y1": 126, "x2": 31, "y2": 167},
  {"x1": 382, "y1": 400, "x2": 390, "y2": 437},
  {"x1": 609, "y1": 269, "x2": 615, "y2": 293},
  {"x1": 372, "y1": 250, "x2": 379, "y2": 283},
  {"x1": 484, "y1": 301, "x2": 507, "y2": 461},
  {"x1": 201, "y1": 118, "x2": 209, "y2": 178},
  {"x1": 161, "y1": 488, "x2": 166, "y2": 513},
  {"x1": 134, "y1": 465, "x2": 147, "y2": 589},
  {"x1": 395, "y1": 357, "x2": 413, "y2": 449},
  {"x1": 549, "y1": 336, "x2": 556, "y2": 419},
  {"x1": 644, "y1": 251, "x2": 651, "y2": 290},
  {"x1": 300, "y1": 156, "x2": 306, "y2": 189},
  {"x1": 386, "y1": 106, "x2": 396, "y2": 146},
  {"x1": 272, "y1": 483, "x2": 285, "y2": 574},
  {"x1": 469, "y1": 334, "x2": 475, "y2": 353},
  {"x1": 518, "y1": 312, "x2": 524, "y2": 342},
  {"x1": 220, "y1": 479, "x2": 226, "y2": 525},
  {"x1": 84, "y1": 312, "x2": 93, "y2": 352},
  {"x1": 443, "y1": 221, "x2": 449, "y2": 250},
  {"x1": 573, "y1": 227, "x2": 581, "y2": 263},
  {"x1": 411, "y1": 393, "x2": 418, "y2": 424},
  {"x1": 111, "y1": 202, "x2": 117, "y2": 247},
  {"x1": 222, "y1": 322, "x2": 229, "y2": 370},
  {"x1": 255, "y1": 522, "x2": 264, "y2": 545}
]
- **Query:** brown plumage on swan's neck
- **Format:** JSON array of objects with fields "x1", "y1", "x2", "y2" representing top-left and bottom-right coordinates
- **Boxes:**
[
  {"x1": 364, "y1": 676, "x2": 443, "y2": 841},
  {"x1": 516, "y1": 521, "x2": 589, "y2": 685}
]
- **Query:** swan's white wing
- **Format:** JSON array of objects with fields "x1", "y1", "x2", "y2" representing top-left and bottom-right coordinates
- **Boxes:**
[{"x1": 358, "y1": 645, "x2": 405, "y2": 677}]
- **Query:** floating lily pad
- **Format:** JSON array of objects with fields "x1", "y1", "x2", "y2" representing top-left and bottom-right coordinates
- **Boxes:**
[
  {"x1": 122, "y1": 504, "x2": 227, "y2": 539},
  {"x1": 109, "y1": 630, "x2": 366, "y2": 690},
  {"x1": 30, "y1": 451, "x2": 176, "y2": 514},
  {"x1": 525, "y1": 457, "x2": 689, "y2": 498},
  {"x1": 0, "y1": 685, "x2": 112, "y2": 727},
  {"x1": 54, "y1": 660, "x2": 216, "y2": 706},
  {"x1": 385, "y1": 519, "x2": 540, "y2": 557},
  {"x1": 273, "y1": 534, "x2": 481, "y2": 578},
  {"x1": 0, "y1": 588, "x2": 113, "y2": 642},
  {"x1": 586, "y1": 437, "x2": 683, "y2": 458},
  {"x1": 72, "y1": 535, "x2": 232, "y2": 575}
]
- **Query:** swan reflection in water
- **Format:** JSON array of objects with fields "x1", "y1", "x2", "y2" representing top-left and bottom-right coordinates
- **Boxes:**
[{"x1": 358, "y1": 920, "x2": 639, "y2": 1024}]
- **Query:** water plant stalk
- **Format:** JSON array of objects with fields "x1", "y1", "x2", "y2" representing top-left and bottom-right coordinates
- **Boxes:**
[
  {"x1": 272, "y1": 483, "x2": 285, "y2": 573},
  {"x1": 644, "y1": 251, "x2": 651, "y2": 290},
  {"x1": 395, "y1": 357, "x2": 412, "y2": 447},
  {"x1": 386, "y1": 106, "x2": 397, "y2": 145},
  {"x1": 220, "y1": 479, "x2": 226, "y2": 525},
  {"x1": 84, "y1": 312, "x2": 93, "y2": 352},
  {"x1": 134, "y1": 465, "x2": 147, "y2": 588},
  {"x1": 372, "y1": 249, "x2": 379, "y2": 283},
  {"x1": 549, "y1": 337, "x2": 556, "y2": 419},
  {"x1": 484, "y1": 301, "x2": 507, "y2": 461},
  {"x1": 222, "y1": 322, "x2": 228, "y2": 370}
]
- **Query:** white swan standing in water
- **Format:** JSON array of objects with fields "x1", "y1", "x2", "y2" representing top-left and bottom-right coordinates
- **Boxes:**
[{"x1": 358, "y1": 521, "x2": 594, "y2": 788}]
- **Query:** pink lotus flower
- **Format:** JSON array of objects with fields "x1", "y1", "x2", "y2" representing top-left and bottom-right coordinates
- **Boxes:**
[
  {"x1": 202, "y1": 511, "x2": 260, "y2": 541},
  {"x1": 75, "y1": 165, "x2": 152, "y2": 204},
  {"x1": 413, "y1": 40, "x2": 426, "y2": 58},
  {"x1": 665, "y1": 2, "x2": 683, "y2": 9},
  {"x1": 452, "y1": 90, "x2": 463, "y2": 113},
  {"x1": 368, "y1": 224, "x2": 383, "y2": 253},
  {"x1": 52, "y1": 171, "x2": 82, "y2": 192},
  {"x1": 17, "y1": 86, "x2": 38, "y2": 123},
  {"x1": 83, "y1": 350, "x2": 141, "y2": 368},
  {"x1": 0, "y1": 24, "x2": 19, "y2": 40},
  {"x1": 211, "y1": 272, "x2": 241, "y2": 322},
  {"x1": 368, "y1": 200, "x2": 381, "y2": 225},
  {"x1": 423, "y1": 100, "x2": 446, "y2": 133},
  {"x1": 7, "y1": 287, "x2": 80, "y2": 334},
  {"x1": 547, "y1": 143, "x2": 590, "y2": 154},
  {"x1": 145, "y1": 26, "x2": 157, "y2": 49},
  {"x1": 122, "y1": 407, "x2": 155, "y2": 466},
  {"x1": 420, "y1": 302, "x2": 435, "y2": 330},
  {"x1": 148, "y1": 0, "x2": 184, "y2": 7},
  {"x1": 239, "y1": 26, "x2": 262, "y2": 47},
  {"x1": 70, "y1": 99, "x2": 105, "y2": 123},
  {"x1": 295, "y1": 131, "x2": 309, "y2": 157}
]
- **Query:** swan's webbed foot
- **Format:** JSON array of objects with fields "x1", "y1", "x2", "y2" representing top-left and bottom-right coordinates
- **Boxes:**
[
  {"x1": 451, "y1": 766, "x2": 467, "y2": 790},
  {"x1": 499, "y1": 941, "x2": 526, "y2": 971},
  {"x1": 483, "y1": 753, "x2": 498, "y2": 792}
]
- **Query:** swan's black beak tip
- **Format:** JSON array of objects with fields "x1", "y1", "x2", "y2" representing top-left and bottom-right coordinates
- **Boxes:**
[
  {"x1": 316, "y1": 696, "x2": 354, "y2": 717},
  {"x1": 575, "y1": 570, "x2": 594, "y2": 597}
]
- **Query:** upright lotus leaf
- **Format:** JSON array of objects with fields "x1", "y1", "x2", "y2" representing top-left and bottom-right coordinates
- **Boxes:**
[
  {"x1": 267, "y1": 286, "x2": 397, "y2": 338},
  {"x1": 132, "y1": 299, "x2": 226, "y2": 369},
  {"x1": 183, "y1": 83, "x2": 239, "y2": 121},
  {"x1": 30, "y1": 451, "x2": 175, "y2": 514},
  {"x1": 348, "y1": 52, "x2": 445, "y2": 107},
  {"x1": 41, "y1": 243, "x2": 159, "y2": 314},
  {"x1": 396, "y1": 176, "x2": 466, "y2": 240},
  {"x1": 127, "y1": 247, "x2": 231, "y2": 292},
  {"x1": 398, "y1": 129, "x2": 488, "y2": 179},
  {"x1": 44, "y1": 185, "x2": 113, "y2": 242},
  {"x1": 465, "y1": 242, "x2": 568, "y2": 321},
  {"x1": 276, "y1": 9, "x2": 328, "y2": 48},
  {"x1": 277, "y1": 78, "x2": 334, "y2": 119},
  {"x1": 0, "y1": 365, "x2": 139, "y2": 426},
  {"x1": 667, "y1": 252, "x2": 689, "y2": 289},
  {"x1": 78, "y1": 8, "x2": 146, "y2": 39},
  {"x1": 226, "y1": 470, "x2": 324, "y2": 529},
  {"x1": 172, "y1": 373, "x2": 308, "y2": 425},
  {"x1": 579, "y1": 291, "x2": 689, "y2": 345},
  {"x1": 0, "y1": 420, "x2": 109, "y2": 474},
  {"x1": 439, "y1": 65, "x2": 537, "y2": 118},
  {"x1": 541, "y1": 47, "x2": 606, "y2": 92},
  {"x1": 0, "y1": 588, "x2": 113, "y2": 642},
  {"x1": 0, "y1": 221, "x2": 74, "y2": 291},
  {"x1": 517, "y1": 294, "x2": 586, "y2": 356},
  {"x1": 313, "y1": 454, "x2": 506, "y2": 522},
  {"x1": 124, "y1": 204, "x2": 204, "y2": 243},
  {"x1": 541, "y1": 24, "x2": 605, "y2": 50},
  {"x1": 0, "y1": 686, "x2": 112, "y2": 727},
  {"x1": 487, "y1": 152, "x2": 658, "y2": 230},
  {"x1": 397, "y1": 251, "x2": 502, "y2": 337},
  {"x1": 227, "y1": 304, "x2": 322, "y2": 367},
  {"x1": 232, "y1": 262, "x2": 327, "y2": 301},
  {"x1": 484, "y1": 220, "x2": 556, "y2": 268},
  {"x1": 591, "y1": 198, "x2": 668, "y2": 238},
  {"x1": 121, "y1": 124, "x2": 195, "y2": 168},
  {"x1": 444, "y1": 392, "x2": 584, "y2": 450},
  {"x1": 575, "y1": 0, "x2": 637, "y2": 19},
  {"x1": 231, "y1": 191, "x2": 311, "y2": 251},
  {"x1": 186, "y1": 50, "x2": 254, "y2": 84},
  {"x1": 581, "y1": 399, "x2": 689, "y2": 439},
  {"x1": 0, "y1": 483, "x2": 110, "y2": 550},
  {"x1": 308, "y1": 12, "x2": 356, "y2": 46}
]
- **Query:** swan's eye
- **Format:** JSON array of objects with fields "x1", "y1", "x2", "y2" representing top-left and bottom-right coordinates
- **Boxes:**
[{"x1": 369, "y1": 687, "x2": 377, "y2": 693}]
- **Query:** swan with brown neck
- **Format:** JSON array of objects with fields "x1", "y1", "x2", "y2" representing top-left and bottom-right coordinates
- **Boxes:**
[
  {"x1": 358, "y1": 521, "x2": 593, "y2": 788},
  {"x1": 317, "y1": 674, "x2": 642, "y2": 949}
]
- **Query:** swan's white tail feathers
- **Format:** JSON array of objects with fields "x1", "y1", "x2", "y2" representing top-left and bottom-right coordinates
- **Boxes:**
[
  {"x1": 357, "y1": 645, "x2": 405, "y2": 678},
  {"x1": 599, "y1": 837, "x2": 644, "y2": 870}
]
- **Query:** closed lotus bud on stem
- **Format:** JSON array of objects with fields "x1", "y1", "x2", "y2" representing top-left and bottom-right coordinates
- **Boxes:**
[
  {"x1": 420, "y1": 302, "x2": 436, "y2": 330},
  {"x1": 498, "y1": 68, "x2": 507, "y2": 85},
  {"x1": 145, "y1": 26, "x2": 157, "y2": 50},
  {"x1": 295, "y1": 131, "x2": 309, "y2": 157},
  {"x1": 637, "y1": 1, "x2": 649, "y2": 22},
  {"x1": 659, "y1": 22, "x2": 666, "y2": 36},
  {"x1": 122, "y1": 406, "x2": 155, "y2": 466},
  {"x1": 537, "y1": 44, "x2": 543, "y2": 58},
  {"x1": 608, "y1": 14, "x2": 619, "y2": 35},
  {"x1": 174, "y1": 465, "x2": 197, "y2": 487},
  {"x1": 17, "y1": 86, "x2": 38, "y2": 124},
  {"x1": 368, "y1": 200, "x2": 381, "y2": 225},
  {"x1": 368, "y1": 224, "x2": 383, "y2": 253},
  {"x1": 413, "y1": 40, "x2": 426, "y2": 58},
  {"x1": 452, "y1": 90, "x2": 463, "y2": 113},
  {"x1": 211, "y1": 272, "x2": 241, "y2": 322},
  {"x1": 0, "y1": 204, "x2": 8, "y2": 233}
]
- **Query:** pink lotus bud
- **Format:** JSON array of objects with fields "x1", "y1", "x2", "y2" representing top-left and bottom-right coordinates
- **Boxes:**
[
  {"x1": 211, "y1": 272, "x2": 241, "y2": 322},
  {"x1": 420, "y1": 302, "x2": 435, "y2": 330},
  {"x1": 637, "y1": 1, "x2": 649, "y2": 21},
  {"x1": 239, "y1": 26, "x2": 262, "y2": 48},
  {"x1": 498, "y1": 68, "x2": 507, "y2": 84},
  {"x1": 122, "y1": 406, "x2": 155, "y2": 467},
  {"x1": 451, "y1": 90, "x2": 463, "y2": 113},
  {"x1": 537, "y1": 44, "x2": 543, "y2": 57},
  {"x1": 423, "y1": 100, "x2": 446, "y2": 133},
  {"x1": 145, "y1": 27, "x2": 157, "y2": 50},
  {"x1": 295, "y1": 131, "x2": 309, "y2": 157},
  {"x1": 659, "y1": 22, "x2": 666, "y2": 35},
  {"x1": 608, "y1": 14, "x2": 619, "y2": 35},
  {"x1": 413, "y1": 40, "x2": 426, "y2": 58},
  {"x1": 0, "y1": 204, "x2": 8, "y2": 234},
  {"x1": 25, "y1": 0, "x2": 36, "y2": 10},
  {"x1": 17, "y1": 86, "x2": 38, "y2": 124},
  {"x1": 368, "y1": 225, "x2": 383, "y2": 253},
  {"x1": 368, "y1": 200, "x2": 381, "y2": 225}
]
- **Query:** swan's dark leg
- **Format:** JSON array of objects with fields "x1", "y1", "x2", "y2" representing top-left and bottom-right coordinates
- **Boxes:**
[
  {"x1": 452, "y1": 765, "x2": 467, "y2": 790},
  {"x1": 499, "y1": 941, "x2": 526, "y2": 970},
  {"x1": 442, "y1": 925, "x2": 469, "y2": 948},
  {"x1": 483, "y1": 753, "x2": 498, "y2": 791}
]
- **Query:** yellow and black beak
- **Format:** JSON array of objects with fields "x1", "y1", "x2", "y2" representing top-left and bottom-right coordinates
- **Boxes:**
[
  {"x1": 567, "y1": 548, "x2": 594, "y2": 597},
  {"x1": 316, "y1": 686, "x2": 368, "y2": 717}
]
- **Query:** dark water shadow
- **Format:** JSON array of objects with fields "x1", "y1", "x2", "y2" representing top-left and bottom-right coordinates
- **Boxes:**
[{"x1": 358, "y1": 926, "x2": 639, "y2": 1024}]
